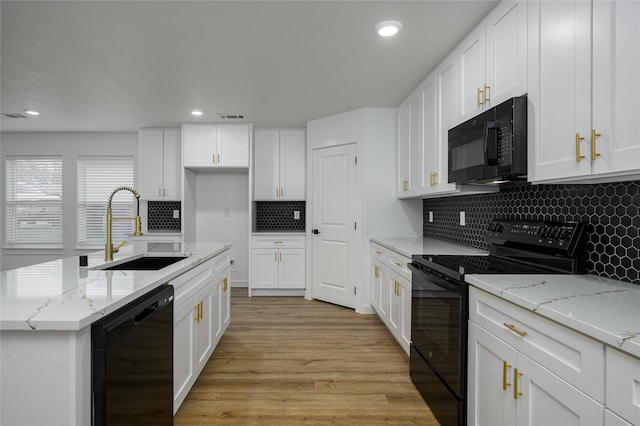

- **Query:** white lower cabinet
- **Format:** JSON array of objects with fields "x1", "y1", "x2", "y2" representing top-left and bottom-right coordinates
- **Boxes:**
[
  {"x1": 370, "y1": 242, "x2": 411, "y2": 355},
  {"x1": 606, "y1": 347, "x2": 640, "y2": 426},
  {"x1": 250, "y1": 235, "x2": 305, "y2": 294},
  {"x1": 468, "y1": 287, "x2": 609, "y2": 426},
  {"x1": 171, "y1": 251, "x2": 231, "y2": 414}
]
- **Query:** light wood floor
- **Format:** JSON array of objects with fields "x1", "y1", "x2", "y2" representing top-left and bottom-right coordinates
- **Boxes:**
[{"x1": 174, "y1": 288, "x2": 439, "y2": 425}]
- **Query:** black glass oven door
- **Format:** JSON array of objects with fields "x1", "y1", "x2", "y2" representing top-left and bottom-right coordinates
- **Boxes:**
[{"x1": 409, "y1": 265, "x2": 464, "y2": 395}]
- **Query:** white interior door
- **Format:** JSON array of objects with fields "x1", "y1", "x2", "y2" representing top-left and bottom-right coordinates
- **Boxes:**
[{"x1": 311, "y1": 143, "x2": 357, "y2": 309}]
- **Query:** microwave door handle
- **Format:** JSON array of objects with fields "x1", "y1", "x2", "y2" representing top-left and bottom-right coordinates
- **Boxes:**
[{"x1": 484, "y1": 120, "x2": 498, "y2": 166}]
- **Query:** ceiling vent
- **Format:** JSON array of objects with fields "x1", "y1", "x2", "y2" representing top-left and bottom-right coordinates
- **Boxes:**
[
  {"x1": 217, "y1": 113, "x2": 246, "y2": 120},
  {"x1": 1, "y1": 112, "x2": 32, "y2": 119}
]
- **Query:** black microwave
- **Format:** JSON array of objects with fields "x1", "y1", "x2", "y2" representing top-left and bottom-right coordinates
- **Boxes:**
[{"x1": 448, "y1": 95, "x2": 527, "y2": 184}]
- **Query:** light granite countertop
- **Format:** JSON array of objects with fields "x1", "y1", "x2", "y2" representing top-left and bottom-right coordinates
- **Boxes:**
[
  {"x1": 466, "y1": 274, "x2": 640, "y2": 359},
  {"x1": 0, "y1": 241, "x2": 231, "y2": 331},
  {"x1": 371, "y1": 236, "x2": 489, "y2": 258}
]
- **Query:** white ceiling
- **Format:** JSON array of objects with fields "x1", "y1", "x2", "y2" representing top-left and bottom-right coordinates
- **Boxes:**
[{"x1": 1, "y1": 0, "x2": 498, "y2": 132}]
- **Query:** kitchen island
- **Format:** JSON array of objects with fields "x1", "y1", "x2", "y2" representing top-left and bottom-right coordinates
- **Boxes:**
[{"x1": 0, "y1": 242, "x2": 231, "y2": 426}]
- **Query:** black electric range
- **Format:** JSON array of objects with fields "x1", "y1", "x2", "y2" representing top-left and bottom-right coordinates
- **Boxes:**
[{"x1": 408, "y1": 219, "x2": 587, "y2": 426}]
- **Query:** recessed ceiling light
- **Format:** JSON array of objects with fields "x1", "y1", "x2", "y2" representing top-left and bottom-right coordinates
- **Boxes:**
[
  {"x1": 191, "y1": 110, "x2": 203, "y2": 116},
  {"x1": 24, "y1": 109, "x2": 40, "y2": 116},
  {"x1": 375, "y1": 20, "x2": 403, "y2": 37}
]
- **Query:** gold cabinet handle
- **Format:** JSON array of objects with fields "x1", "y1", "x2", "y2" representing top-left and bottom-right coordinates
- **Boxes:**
[
  {"x1": 199, "y1": 301, "x2": 203, "y2": 321},
  {"x1": 431, "y1": 172, "x2": 438, "y2": 186},
  {"x1": 280, "y1": 187, "x2": 284, "y2": 197},
  {"x1": 397, "y1": 282, "x2": 401, "y2": 296},
  {"x1": 374, "y1": 266, "x2": 379, "y2": 278},
  {"x1": 477, "y1": 87, "x2": 484, "y2": 107},
  {"x1": 224, "y1": 277, "x2": 228, "y2": 292},
  {"x1": 514, "y1": 368, "x2": 523, "y2": 400},
  {"x1": 395, "y1": 261, "x2": 403, "y2": 267},
  {"x1": 483, "y1": 84, "x2": 490, "y2": 105},
  {"x1": 217, "y1": 153, "x2": 220, "y2": 163},
  {"x1": 275, "y1": 252, "x2": 278, "y2": 262},
  {"x1": 194, "y1": 304, "x2": 200, "y2": 322},
  {"x1": 375, "y1": 251, "x2": 382, "y2": 255},
  {"x1": 163, "y1": 188, "x2": 167, "y2": 197},
  {"x1": 212, "y1": 153, "x2": 216, "y2": 164},
  {"x1": 504, "y1": 323, "x2": 528, "y2": 337},
  {"x1": 575, "y1": 133, "x2": 586, "y2": 162},
  {"x1": 158, "y1": 188, "x2": 162, "y2": 197},
  {"x1": 591, "y1": 129, "x2": 602, "y2": 160},
  {"x1": 402, "y1": 180, "x2": 409, "y2": 192},
  {"x1": 503, "y1": 361, "x2": 512, "y2": 390}
]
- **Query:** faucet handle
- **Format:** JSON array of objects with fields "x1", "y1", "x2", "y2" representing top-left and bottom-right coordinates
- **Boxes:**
[{"x1": 114, "y1": 240, "x2": 127, "y2": 253}]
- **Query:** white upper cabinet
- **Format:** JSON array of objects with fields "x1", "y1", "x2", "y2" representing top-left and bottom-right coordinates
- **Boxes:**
[
  {"x1": 138, "y1": 129, "x2": 181, "y2": 200},
  {"x1": 254, "y1": 130, "x2": 305, "y2": 200},
  {"x1": 396, "y1": 93, "x2": 421, "y2": 197},
  {"x1": 528, "y1": 0, "x2": 640, "y2": 184},
  {"x1": 183, "y1": 124, "x2": 250, "y2": 170},
  {"x1": 456, "y1": 1, "x2": 527, "y2": 124}
]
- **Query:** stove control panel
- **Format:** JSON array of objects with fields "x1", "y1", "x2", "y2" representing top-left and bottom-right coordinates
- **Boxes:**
[{"x1": 486, "y1": 219, "x2": 586, "y2": 257}]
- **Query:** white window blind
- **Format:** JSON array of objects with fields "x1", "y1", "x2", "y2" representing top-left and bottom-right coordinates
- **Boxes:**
[
  {"x1": 77, "y1": 156, "x2": 135, "y2": 247},
  {"x1": 5, "y1": 157, "x2": 63, "y2": 246}
]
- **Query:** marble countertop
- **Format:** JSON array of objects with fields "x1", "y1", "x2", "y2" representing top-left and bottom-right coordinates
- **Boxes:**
[
  {"x1": 466, "y1": 274, "x2": 640, "y2": 358},
  {"x1": 371, "y1": 236, "x2": 489, "y2": 258},
  {"x1": 0, "y1": 241, "x2": 231, "y2": 332}
]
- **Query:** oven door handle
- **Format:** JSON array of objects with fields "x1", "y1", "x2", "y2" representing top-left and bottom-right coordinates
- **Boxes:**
[{"x1": 408, "y1": 262, "x2": 462, "y2": 294}]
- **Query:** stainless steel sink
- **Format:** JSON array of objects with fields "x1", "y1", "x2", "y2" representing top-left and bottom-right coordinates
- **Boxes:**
[{"x1": 96, "y1": 256, "x2": 188, "y2": 271}]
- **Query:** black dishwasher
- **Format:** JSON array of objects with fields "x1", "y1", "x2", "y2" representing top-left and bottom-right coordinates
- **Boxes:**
[{"x1": 92, "y1": 284, "x2": 174, "y2": 426}]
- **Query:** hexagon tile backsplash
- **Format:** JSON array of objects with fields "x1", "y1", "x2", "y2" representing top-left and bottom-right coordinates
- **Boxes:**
[{"x1": 423, "y1": 181, "x2": 640, "y2": 284}]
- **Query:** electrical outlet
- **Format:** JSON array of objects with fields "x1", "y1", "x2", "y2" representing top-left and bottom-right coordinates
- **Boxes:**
[
  {"x1": 294, "y1": 210, "x2": 300, "y2": 220},
  {"x1": 230, "y1": 259, "x2": 237, "y2": 272},
  {"x1": 173, "y1": 209, "x2": 180, "y2": 219},
  {"x1": 460, "y1": 211, "x2": 466, "y2": 226},
  {"x1": 429, "y1": 211, "x2": 433, "y2": 223}
]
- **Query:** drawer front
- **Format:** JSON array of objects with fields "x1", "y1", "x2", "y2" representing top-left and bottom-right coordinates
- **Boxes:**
[
  {"x1": 469, "y1": 287, "x2": 604, "y2": 402},
  {"x1": 252, "y1": 235, "x2": 305, "y2": 249},
  {"x1": 171, "y1": 257, "x2": 214, "y2": 305},
  {"x1": 371, "y1": 242, "x2": 389, "y2": 264},
  {"x1": 606, "y1": 347, "x2": 640, "y2": 425},
  {"x1": 388, "y1": 252, "x2": 411, "y2": 281}
]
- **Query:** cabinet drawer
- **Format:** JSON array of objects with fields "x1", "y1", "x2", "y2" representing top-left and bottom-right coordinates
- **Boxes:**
[
  {"x1": 388, "y1": 252, "x2": 411, "y2": 281},
  {"x1": 170, "y1": 257, "x2": 214, "y2": 306},
  {"x1": 606, "y1": 347, "x2": 640, "y2": 425},
  {"x1": 252, "y1": 235, "x2": 305, "y2": 249},
  {"x1": 469, "y1": 287, "x2": 604, "y2": 402},
  {"x1": 371, "y1": 242, "x2": 390, "y2": 264}
]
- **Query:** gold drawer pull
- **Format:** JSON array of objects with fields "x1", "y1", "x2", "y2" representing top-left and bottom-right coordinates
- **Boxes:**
[
  {"x1": 374, "y1": 266, "x2": 379, "y2": 278},
  {"x1": 402, "y1": 180, "x2": 409, "y2": 191},
  {"x1": 592, "y1": 129, "x2": 601, "y2": 160},
  {"x1": 477, "y1": 87, "x2": 484, "y2": 107},
  {"x1": 375, "y1": 251, "x2": 382, "y2": 255},
  {"x1": 503, "y1": 361, "x2": 512, "y2": 390},
  {"x1": 514, "y1": 368, "x2": 523, "y2": 399},
  {"x1": 395, "y1": 261, "x2": 403, "y2": 267},
  {"x1": 194, "y1": 305, "x2": 199, "y2": 322},
  {"x1": 504, "y1": 323, "x2": 528, "y2": 337},
  {"x1": 576, "y1": 133, "x2": 586, "y2": 162},
  {"x1": 483, "y1": 84, "x2": 490, "y2": 104}
]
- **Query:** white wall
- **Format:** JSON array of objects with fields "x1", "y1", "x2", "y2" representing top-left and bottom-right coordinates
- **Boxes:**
[
  {"x1": 0, "y1": 132, "x2": 137, "y2": 270},
  {"x1": 194, "y1": 172, "x2": 249, "y2": 286}
]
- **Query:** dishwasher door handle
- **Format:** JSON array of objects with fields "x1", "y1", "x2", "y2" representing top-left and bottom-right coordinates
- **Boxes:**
[{"x1": 134, "y1": 302, "x2": 159, "y2": 324}]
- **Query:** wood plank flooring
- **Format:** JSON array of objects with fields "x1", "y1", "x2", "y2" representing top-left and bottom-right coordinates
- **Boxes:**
[{"x1": 174, "y1": 288, "x2": 439, "y2": 425}]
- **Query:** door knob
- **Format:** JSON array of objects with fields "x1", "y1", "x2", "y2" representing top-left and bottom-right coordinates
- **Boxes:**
[{"x1": 312, "y1": 229, "x2": 320, "y2": 235}]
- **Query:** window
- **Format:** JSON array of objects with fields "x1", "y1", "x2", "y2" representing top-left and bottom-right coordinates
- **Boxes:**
[
  {"x1": 5, "y1": 157, "x2": 63, "y2": 246},
  {"x1": 77, "y1": 156, "x2": 135, "y2": 247}
]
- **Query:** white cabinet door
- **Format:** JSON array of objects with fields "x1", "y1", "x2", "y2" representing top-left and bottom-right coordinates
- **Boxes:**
[
  {"x1": 279, "y1": 130, "x2": 305, "y2": 200},
  {"x1": 485, "y1": 1, "x2": 527, "y2": 108},
  {"x1": 606, "y1": 347, "x2": 640, "y2": 426},
  {"x1": 173, "y1": 294, "x2": 197, "y2": 413},
  {"x1": 279, "y1": 248, "x2": 305, "y2": 289},
  {"x1": 468, "y1": 322, "x2": 516, "y2": 426},
  {"x1": 138, "y1": 130, "x2": 165, "y2": 200},
  {"x1": 183, "y1": 125, "x2": 217, "y2": 168},
  {"x1": 194, "y1": 283, "x2": 215, "y2": 371},
  {"x1": 420, "y1": 73, "x2": 438, "y2": 194},
  {"x1": 220, "y1": 273, "x2": 231, "y2": 334},
  {"x1": 397, "y1": 102, "x2": 411, "y2": 196},
  {"x1": 162, "y1": 130, "x2": 181, "y2": 199},
  {"x1": 399, "y1": 277, "x2": 411, "y2": 355},
  {"x1": 212, "y1": 274, "x2": 223, "y2": 344},
  {"x1": 254, "y1": 130, "x2": 280, "y2": 200},
  {"x1": 408, "y1": 93, "x2": 421, "y2": 195},
  {"x1": 592, "y1": 0, "x2": 640, "y2": 177},
  {"x1": 251, "y1": 249, "x2": 279, "y2": 289},
  {"x1": 377, "y1": 262, "x2": 389, "y2": 324},
  {"x1": 515, "y1": 352, "x2": 604, "y2": 426},
  {"x1": 387, "y1": 271, "x2": 402, "y2": 338},
  {"x1": 528, "y1": 0, "x2": 592, "y2": 182},
  {"x1": 457, "y1": 23, "x2": 486, "y2": 122},
  {"x1": 371, "y1": 259, "x2": 384, "y2": 316},
  {"x1": 217, "y1": 125, "x2": 249, "y2": 168},
  {"x1": 435, "y1": 52, "x2": 459, "y2": 194}
]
